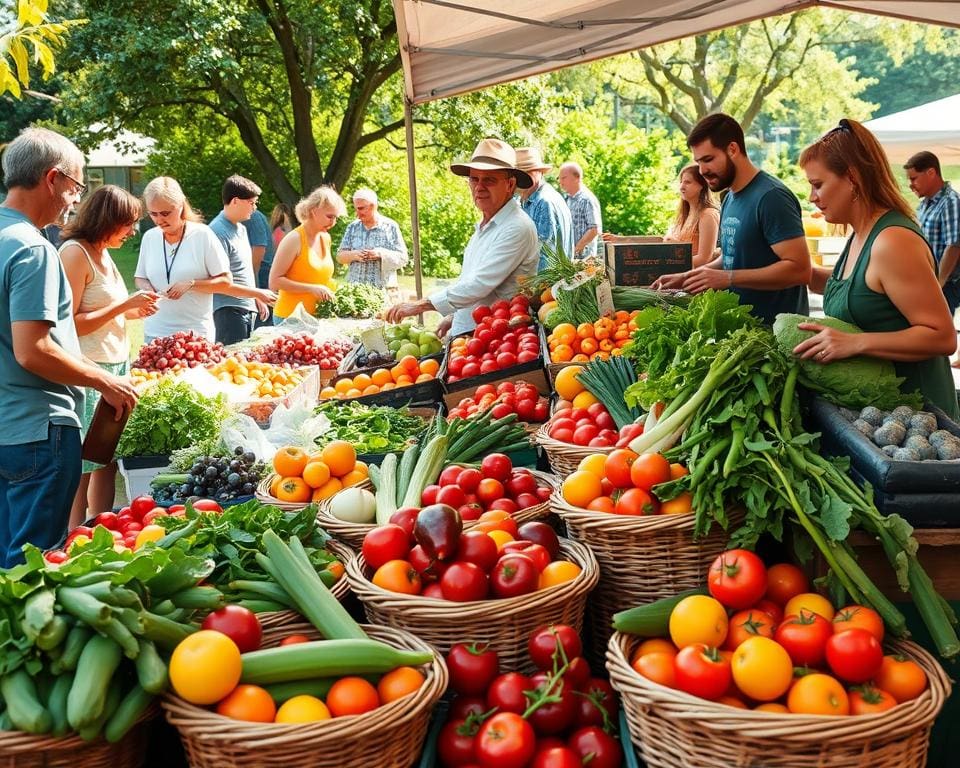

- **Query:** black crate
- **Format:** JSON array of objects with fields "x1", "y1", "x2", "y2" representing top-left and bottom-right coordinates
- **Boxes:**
[{"x1": 439, "y1": 329, "x2": 549, "y2": 398}]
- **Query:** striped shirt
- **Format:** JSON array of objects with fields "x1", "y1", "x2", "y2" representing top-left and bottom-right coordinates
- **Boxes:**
[
  {"x1": 565, "y1": 186, "x2": 602, "y2": 258},
  {"x1": 337, "y1": 214, "x2": 408, "y2": 288},
  {"x1": 918, "y1": 181, "x2": 960, "y2": 280}
]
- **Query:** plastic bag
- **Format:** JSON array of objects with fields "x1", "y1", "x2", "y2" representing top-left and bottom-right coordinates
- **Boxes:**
[
  {"x1": 220, "y1": 413, "x2": 275, "y2": 461},
  {"x1": 262, "y1": 400, "x2": 330, "y2": 451},
  {"x1": 177, "y1": 365, "x2": 256, "y2": 402}
]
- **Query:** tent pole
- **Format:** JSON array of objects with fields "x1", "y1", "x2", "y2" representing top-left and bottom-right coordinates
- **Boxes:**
[{"x1": 404, "y1": 99, "x2": 423, "y2": 301}]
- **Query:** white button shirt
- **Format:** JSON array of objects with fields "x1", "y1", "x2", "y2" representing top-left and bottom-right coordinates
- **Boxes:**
[{"x1": 429, "y1": 198, "x2": 539, "y2": 335}]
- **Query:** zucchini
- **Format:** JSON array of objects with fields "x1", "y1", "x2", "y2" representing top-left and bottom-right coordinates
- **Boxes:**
[
  {"x1": 263, "y1": 675, "x2": 378, "y2": 704},
  {"x1": 396, "y1": 441, "x2": 420, "y2": 501},
  {"x1": 51, "y1": 624, "x2": 93, "y2": 674},
  {"x1": 400, "y1": 434, "x2": 448, "y2": 508},
  {"x1": 611, "y1": 587, "x2": 709, "y2": 636},
  {"x1": 150, "y1": 473, "x2": 190, "y2": 488},
  {"x1": 140, "y1": 611, "x2": 194, "y2": 650},
  {"x1": 227, "y1": 579, "x2": 294, "y2": 607},
  {"x1": 77, "y1": 677, "x2": 123, "y2": 741},
  {"x1": 48, "y1": 673, "x2": 72, "y2": 737},
  {"x1": 375, "y1": 452, "x2": 398, "y2": 524},
  {"x1": 240, "y1": 639, "x2": 433, "y2": 685},
  {"x1": 169, "y1": 586, "x2": 226, "y2": 611},
  {"x1": 1, "y1": 669, "x2": 52, "y2": 734},
  {"x1": 36, "y1": 614, "x2": 70, "y2": 651},
  {"x1": 67, "y1": 634, "x2": 123, "y2": 729},
  {"x1": 104, "y1": 685, "x2": 153, "y2": 743},
  {"x1": 134, "y1": 639, "x2": 168, "y2": 694}
]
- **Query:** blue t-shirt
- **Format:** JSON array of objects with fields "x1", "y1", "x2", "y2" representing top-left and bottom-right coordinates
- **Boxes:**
[
  {"x1": 210, "y1": 212, "x2": 255, "y2": 313},
  {"x1": 720, "y1": 171, "x2": 808, "y2": 324},
  {"x1": 242, "y1": 210, "x2": 274, "y2": 266},
  {"x1": 0, "y1": 207, "x2": 84, "y2": 444}
]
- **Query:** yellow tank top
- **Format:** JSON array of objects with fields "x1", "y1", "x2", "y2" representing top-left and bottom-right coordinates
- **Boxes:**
[{"x1": 274, "y1": 226, "x2": 336, "y2": 318}]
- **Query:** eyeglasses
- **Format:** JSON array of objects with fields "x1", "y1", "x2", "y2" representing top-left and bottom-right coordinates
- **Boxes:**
[{"x1": 57, "y1": 169, "x2": 87, "y2": 197}]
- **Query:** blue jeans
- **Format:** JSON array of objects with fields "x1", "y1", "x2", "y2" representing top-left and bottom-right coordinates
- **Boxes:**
[{"x1": 0, "y1": 424, "x2": 81, "y2": 567}]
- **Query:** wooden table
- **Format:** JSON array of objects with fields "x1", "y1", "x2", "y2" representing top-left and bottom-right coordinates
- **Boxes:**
[{"x1": 847, "y1": 528, "x2": 960, "y2": 600}]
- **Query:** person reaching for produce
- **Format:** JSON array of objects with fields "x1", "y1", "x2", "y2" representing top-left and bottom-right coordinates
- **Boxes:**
[
  {"x1": 270, "y1": 185, "x2": 345, "y2": 322},
  {"x1": 385, "y1": 139, "x2": 539, "y2": 336},
  {"x1": 59, "y1": 185, "x2": 159, "y2": 526},
  {"x1": 336, "y1": 187, "x2": 408, "y2": 302},
  {"x1": 793, "y1": 119, "x2": 958, "y2": 418}
]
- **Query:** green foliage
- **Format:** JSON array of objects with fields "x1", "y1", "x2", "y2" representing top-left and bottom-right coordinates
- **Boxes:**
[
  {"x1": 0, "y1": 0, "x2": 82, "y2": 98},
  {"x1": 314, "y1": 282, "x2": 385, "y2": 319}
]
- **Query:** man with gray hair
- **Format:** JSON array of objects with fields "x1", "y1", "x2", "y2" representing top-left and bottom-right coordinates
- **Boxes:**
[
  {"x1": 337, "y1": 188, "x2": 408, "y2": 302},
  {"x1": 558, "y1": 162, "x2": 603, "y2": 258},
  {"x1": 0, "y1": 127, "x2": 138, "y2": 566}
]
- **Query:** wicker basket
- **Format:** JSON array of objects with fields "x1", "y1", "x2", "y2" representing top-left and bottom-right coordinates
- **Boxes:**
[
  {"x1": 607, "y1": 630, "x2": 951, "y2": 768},
  {"x1": 0, "y1": 707, "x2": 154, "y2": 768},
  {"x1": 346, "y1": 537, "x2": 598, "y2": 671},
  {"x1": 551, "y1": 491, "x2": 736, "y2": 667},
  {"x1": 162, "y1": 621, "x2": 447, "y2": 768},
  {"x1": 316, "y1": 471, "x2": 559, "y2": 549},
  {"x1": 255, "y1": 475, "x2": 309, "y2": 511},
  {"x1": 534, "y1": 423, "x2": 616, "y2": 476}
]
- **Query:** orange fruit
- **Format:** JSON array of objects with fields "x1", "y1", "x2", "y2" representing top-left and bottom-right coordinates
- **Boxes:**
[
  {"x1": 401, "y1": 355, "x2": 420, "y2": 373},
  {"x1": 371, "y1": 368, "x2": 393, "y2": 387},
  {"x1": 302, "y1": 460, "x2": 332, "y2": 489},
  {"x1": 377, "y1": 667, "x2": 425, "y2": 704},
  {"x1": 586, "y1": 496, "x2": 615, "y2": 514},
  {"x1": 362, "y1": 384, "x2": 380, "y2": 395},
  {"x1": 340, "y1": 469, "x2": 368, "y2": 488},
  {"x1": 561, "y1": 470, "x2": 603, "y2": 507},
  {"x1": 273, "y1": 446, "x2": 308, "y2": 478},
  {"x1": 659, "y1": 492, "x2": 693, "y2": 515},
  {"x1": 380, "y1": 382, "x2": 396, "y2": 391},
  {"x1": 334, "y1": 378, "x2": 353, "y2": 395},
  {"x1": 633, "y1": 639, "x2": 677, "y2": 660},
  {"x1": 319, "y1": 386, "x2": 338, "y2": 400},
  {"x1": 320, "y1": 441, "x2": 356, "y2": 477},
  {"x1": 216, "y1": 685, "x2": 276, "y2": 722},
  {"x1": 372, "y1": 560, "x2": 421, "y2": 594},
  {"x1": 269, "y1": 474, "x2": 283, "y2": 497},
  {"x1": 326, "y1": 677, "x2": 381, "y2": 717},
  {"x1": 274, "y1": 695, "x2": 331, "y2": 723},
  {"x1": 571, "y1": 353, "x2": 590, "y2": 362},
  {"x1": 420, "y1": 358, "x2": 439, "y2": 376},
  {"x1": 579, "y1": 338, "x2": 599, "y2": 356},
  {"x1": 352, "y1": 373, "x2": 372, "y2": 389},
  {"x1": 415, "y1": 373, "x2": 433, "y2": 383},
  {"x1": 311, "y1": 477, "x2": 343, "y2": 502},
  {"x1": 576, "y1": 322, "x2": 595, "y2": 339},
  {"x1": 345, "y1": 387, "x2": 363, "y2": 399},
  {"x1": 552, "y1": 323, "x2": 577, "y2": 345},
  {"x1": 353, "y1": 461, "x2": 369, "y2": 478},
  {"x1": 551, "y1": 344, "x2": 574, "y2": 363},
  {"x1": 554, "y1": 365, "x2": 585, "y2": 400},
  {"x1": 395, "y1": 375, "x2": 414, "y2": 386},
  {"x1": 390, "y1": 364, "x2": 405, "y2": 381},
  {"x1": 487, "y1": 529, "x2": 515, "y2": 551},
  {"x1": 276, "y1": 477, "x2": 311, "y2": 503},
  {"x1": 538, "y1": 560, "x2": 581, "y2": 589}
]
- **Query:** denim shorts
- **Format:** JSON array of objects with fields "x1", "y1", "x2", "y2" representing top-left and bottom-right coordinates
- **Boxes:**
[
  {"x1": 214, "y1": 307, "x2": 255, "y2": 345},
  {"x1": 0, "y1": 424, "x2": 81, "y2": 567}
]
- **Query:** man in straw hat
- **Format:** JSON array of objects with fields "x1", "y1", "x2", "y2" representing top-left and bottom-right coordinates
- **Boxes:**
[
  {"x1": 386, "y1": 138, "x2": 538, "y2": 336},
  {"x1": 516, "y1": 147, "x2": 574, "y2": 269}
]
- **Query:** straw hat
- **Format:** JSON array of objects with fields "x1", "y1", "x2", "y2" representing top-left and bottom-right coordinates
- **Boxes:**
[
  {"x1": 450, "y1": 138, "x2": 533, "y2": 189},
  {"x1": 515, "y1": 147, "x2": 552, "y2": 173}
]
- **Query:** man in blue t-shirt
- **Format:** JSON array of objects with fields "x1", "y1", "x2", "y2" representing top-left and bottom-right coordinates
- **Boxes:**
[
  {"x1": 0, "y1": 128, "x2": 137, "y2": 566},
  {"x1": 655, "y1": 114, "x2": 811, "y2": 324}
]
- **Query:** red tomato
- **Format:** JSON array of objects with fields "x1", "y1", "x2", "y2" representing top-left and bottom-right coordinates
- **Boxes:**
[
  {"x1": 472, "y1": 305, "x2": 492, "y2": 323},
  {"x1": 527, "y1": 673, "x2": 577, "y2": 735},
  {"x1": 491, "y1": 553, "x2": 539, "y2": 598},
  {"x1": 673, "y1": 644, "x2": 732, "y2": 700},
  {"x1": 604, "y1": 449, "x2": 638, "y2": 489},
  {"x1": 753, "y1": 598, "x2": 784, "y2": 624},
  {"x1": 129, "y1": 495, "x2": 156, "y2": 518},
  {"x1": 572, "y1": 424, "x2": 599, "y2": 446},
  {"x1": 477, "y1": 479, "x2": 505, "y2": 505},
  {"x1": 481, "y1": 454, "x2": 513, "y2": 481},
  {"x1": 441, "y1": 562, "x2": 490, "y2": 601},
  {"x1": 567, "y1": 726, "x2": 623, "y2": 768},
  {"x1": 825, "y1": 629, "x2": 884, "y2": 683},
  {"x1": 449, "y1": 695, "x2": 488, "y2": 721},
  {"x1": 475, "y1": 712, "x2": 536, "y2": 768},
  {"x1": 141, "y1": 508, "x2": 167, "y2": 526},
  {"x1": 457, "y1": 531, "x2": 500, "y2": 571},
  {"x1": 528, "y1": 625, "x2": 583, "y2": 670},
  {"x1": 458, "y1": 468, "x2": 483, "y2": 493},
  {"x1": 486, "y1": 672, "x2": 535, "y2": 714},
  {"x1": 488, "y1": 497, "x2": 518, "y2": 514},
  {"x1": 505, "y1": 472, "x2": 538, "y2": 498},
  {"x1": 447, "y1": 642, "x2": 500, "y2": 696},
  {"x1": 388, "y1": 507, "x2": 420, "y2": 540},
  {"x1": 514, "y1": 492, "x2": 541, "y2": 510},
  {"x1": 440, "y1": 465, "x2": 465, "y2": 487},
  {"x1": 167, "y1": 504, "x2": 186, "y2": 516},
  {"x1": 532, "y1": 747, "x2": 582, "y2": 768},
  {"x1": 44, "y1": 550, "x2": 68, "y2": 564},
  {"x1": 574, "y1": 677, "x2": 618, "y2": 728},
  {"x1": 501, "y1": 541, "x2": 550, "y2": 572},
  {"x1": 361, "y1": 524, "x2": 411, "y2": 570},
  {"x1": 200, "y1": 605, "x2": 262, "y2": 653},
  {"x1": 409, "y1": 544, "x2": 444, "y2": 582},
  {"x1": 614, "y1": 487, "x2": 657, "y2": 515},
  {"x1": 93, "y1": 511, "x2": 119, "y2": 530},
  {"x1": 724, "y1": 609, "x2": 776, "y2": 650},
  {"x1": 438, "y1": 718, "x2": 478, "y2": 766},
  {"x1": 423, "y1": 582, "x2": 444, "y2": 599},
  {"x1": 774, "y1": 610, "x2": 833, "y2": 666},
  {"x1": 765, "y1": 562, "x2": 810, "y2": 606},
  {"x1": 563, "y1": 656, "x2": 592, "y2": 689},
  {"x1": 629, "y1": 453, "x2": 672, "y2": 492},
  {"x1": 191, "y1": 499, "x2": 223, "y2": 514},
  {"x1": 437, "y1": 485, "x2": 468, "y2": 509},
  {"x1": 421, "y1": 484, "x2": 441, "y2": 505},
  {"x1": 707, "y1": 549, "x2": 768, "y2": 610}
]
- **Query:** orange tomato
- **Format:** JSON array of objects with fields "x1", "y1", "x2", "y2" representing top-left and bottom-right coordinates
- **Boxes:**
[
  {"x1": 576, "y1": 322, "x2": 595, "y2": 339},
  {"x1": 269, "y1": 473, "x2": 283, "y2": 497},
  {"x1": 586, "y1": 496, "x2": 616, "y2": 514},
  {"x1": 631, "y1": 652, "x2": 675, "y2": 688},
  {"x1": 632, "y1": 638, "x2": 677, "y2": 661},
  {"x1": 476, "y1": 510, "x2": 519, "y2": 536},
  {"x1": 716, "y1": 695, "x2": 748, "y2": 709},
  {"x1": 216, "y1": 684, "x2": 277, "y2": 722},
  {"x1": 765, "y1": 563, "x2": 810, "y2": 607},
  {"x1": 659, "y1": 492, "x2": 693, "y2": 515},
  {"x1": 371, "y1": 560, "x2": 422, "y2": 595},
  {"x1": 874, "y1": 655, "x2": 927, "y2": 702},
  {"x1": 321, "y1": 440, "x2": 356, "y2": 477},
  {"x1": 552, "y1": 323, "x2": 577, "y2": 345},
  {"x1": 340, "y1": 469, "x2": 368, "y2": 488},
  {"x1": 562, "y1": 470, "x2": 603, "y2": 507},
  {"x1": 579, "y1": 338, "x2": 599, "y2": 356},
  {"x1": 538, "y1": 560, "x2": 582, "y2": 589},
  {"x1": 401, "y1": 354, "x2": 420, "y2": 373},
  {"x1": 487, "y1": 529, "x2": 515, "y2": 552},
  {"x1": 371, "y1": 368, "x2": 393, "y2": 387},
  {"x1": 273, "y1": 446, "x2": 308, "y2": 478},
  {"x1": 169, "y1": 630, "x2": 242, "y2": 705},
  {"x1": 724, "y1": 609, "x2": 776, "y2": 650},
  {"x1": 832, "y1": 604, "x2": 884, "y2": 642},
  {"x1": 551, "y1": 344, "x2": 574, "y2": 363},
  {"x1": 577, "y1": 453, "x2": 607, "y2": 476},
  {"x1": 302, "y1": 460, "x2": 332, "y2": 489},
  {"x1": 420, "y1": 358, "x2": 440, "y2": 377},
  {"x1": 415, "y1": 373, "x2": 434, "y2": 383},
  {"x1": 669, "y1": 463, "x2": 689, "y2": 480},
  {"x1": 326, "y1": 677, "x2": 381, "y2": 717},
  {"x1": 571, "y1": 353, "x2": 590, "y2": 362},
  {"x1": 849, "y1": 685, "x2": 897, "y2": 715},
  {"x1": 377, "y1": 666, "x2": 425, "y2": 704},
  {"x1": 276, "y1": 477, "x2": 311, "y2": 503},
  {"x1": 345, "y1": 387, "x2": 363, "y2": 399},
  {"x1": 787, "y1": 673, "x2": 850, "y2": 715},
  {"x1": 311, "y1": 477, "x2": 343, "y2": 502},
  {"x1": 395, "y1": 375, "x2": 414, "y2": 387},
  {"x1": 754, "y1": 702, "x2": 789, "y2": 713}
]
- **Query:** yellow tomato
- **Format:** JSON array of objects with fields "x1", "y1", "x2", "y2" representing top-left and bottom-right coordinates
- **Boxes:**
[
  {"x1": 669, "y1": 595, "x2": 728, "y2": 648},
  {"x1": 732, "y1": 636, "x2": 793, "y2": 701},
  {"x1": 169, "y1": 630, "x2": 242, "y2": 705},
  {"x1": 538, "y1": 560, "x2": 582, "y2": 589},
  {"x1": 577, "y1": 453, "x2": 608, "y2": 477},
  {"x1": 134, "y1": 524, "x2": 166, "y2": 549},
  {"x1": 784, "y1": 592, "x2": 835, "y2": 622},
  {"x1": 274, "y1": 695, "x2": 332, "y2": 723},
  {"x1": 487, "y1": 529, "x2": 515, "y2": 552}
]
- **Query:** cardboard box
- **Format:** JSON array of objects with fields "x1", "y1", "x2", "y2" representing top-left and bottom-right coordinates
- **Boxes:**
[{"x1": 605, "y1": 240, "x2": 692, "y2": 286}]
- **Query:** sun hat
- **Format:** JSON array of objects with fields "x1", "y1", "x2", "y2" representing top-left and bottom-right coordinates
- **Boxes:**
[
  {"x1": 450, "y1": 138, "x2": 533, "y2": 189},
  {"x1": 515, "y1": 147, "x2": 552, "y2": 173}
]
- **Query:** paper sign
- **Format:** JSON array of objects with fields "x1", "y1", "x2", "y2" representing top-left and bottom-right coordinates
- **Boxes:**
[
  {"x1": 361, "y1": 323, "x2": 389, "y2": 355},
  {"x1": 595, "y1": 280, "x2": 615, "y2": 317}
]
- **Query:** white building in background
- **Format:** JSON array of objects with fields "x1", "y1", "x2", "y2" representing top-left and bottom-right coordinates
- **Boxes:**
[{"x1": 85, "y1": 129, "x2": 155, "y2": 196}]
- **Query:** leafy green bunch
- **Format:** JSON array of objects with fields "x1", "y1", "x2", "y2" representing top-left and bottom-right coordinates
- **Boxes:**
[
  {"x1": 314, "y1": 401, "x2": 428, "y2": 454},
  {"x1": 314, "y1": 282, "x2": 386, "y2": 319}
]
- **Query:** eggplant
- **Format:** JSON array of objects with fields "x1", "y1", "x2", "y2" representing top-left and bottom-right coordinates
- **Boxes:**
[{"x1": 414, "y1": 504, "x2": 462, "y2": 561}]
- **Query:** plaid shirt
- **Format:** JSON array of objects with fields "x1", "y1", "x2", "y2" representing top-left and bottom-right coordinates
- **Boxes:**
[
  {"x1": 565, "y1": 186, "x2": 602, "y2": 258},
  {"x1": 520, "y1": 181, "x2": 574, "y2": 268},
  {"x1": 337, "y1": 214, "x2": 408, "y2": 288},
  {"x1": 918, "y1": 181, "x2": 960, "y2": 279}
]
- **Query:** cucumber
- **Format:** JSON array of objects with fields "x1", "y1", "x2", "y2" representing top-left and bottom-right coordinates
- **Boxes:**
[
  {"x1": 51, "y1": 624, "x2": 93, "y2": 674},
  {"x1": 48, "y1": 673, "x2": 73, "y2": 737},
  {"x1": 67, "y1": 634, "x2": 123, "y2": 730},
  {"x1": 396, "y1": 442, "x2": 420, "y2": 501},
  {"x1": 150, "y1": 473, "x2": 190, "y2": 488},
  {"x1": 134, "y1": 639, "x2": 168, "y2": 694},
  {"x1": 77, "y1": 677, "x2": 123, "y2": 741},
  {"x1": 611, "y1": 587, "x2": 709, "y2": 636},
  {"x1": 375, "y1": 452, "x2": 398, "y2": 524},
  {"x1": 0, "y1": 669, "x2": 52, "y2": 734},
  {"x1": 104, "y1": 685, "x2": 153, "y2": 743}
]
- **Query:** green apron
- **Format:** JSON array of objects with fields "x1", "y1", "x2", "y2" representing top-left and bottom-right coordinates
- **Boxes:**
[{"x1": 823, "y1": 210, "x2": 959, "y2": 419}]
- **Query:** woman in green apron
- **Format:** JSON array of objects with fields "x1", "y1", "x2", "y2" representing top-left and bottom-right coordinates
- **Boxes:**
[{"x1": 791, "y1": 119, "x2": 958, "y2": 419}]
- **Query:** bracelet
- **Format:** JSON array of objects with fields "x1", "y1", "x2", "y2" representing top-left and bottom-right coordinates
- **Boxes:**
[{"x1": 190, "y1": 279, "x2": 196, "y2": 289}]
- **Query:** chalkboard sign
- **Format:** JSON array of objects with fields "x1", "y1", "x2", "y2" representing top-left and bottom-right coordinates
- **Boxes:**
[{"x1": 606, "y1": 242, "x2": 692, "y2": 286}]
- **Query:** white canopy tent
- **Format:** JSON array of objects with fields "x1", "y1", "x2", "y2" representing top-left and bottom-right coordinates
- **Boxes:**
[
  {"x1": 864, "y1": 94, "x2": 960, "y2": 165},
  {"x1": 390, "y1": 0, "x2": 960, "y2": 294}
]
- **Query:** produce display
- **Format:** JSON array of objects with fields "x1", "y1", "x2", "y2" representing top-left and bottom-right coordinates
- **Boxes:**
[
  {"x1": 437, "y1": 625, "x2": 623, "y2": 767},
  {"x1": 445, "y1": 296, "x2": 540, "y2": 383},
  {"x1": 314, "y1": 401, "x2": 433, "y2": 454},
  {"x1": 267, "y1": 442, "x2": 368, "y2": 504},
  {"x1": 616, "y1": 549, "x2": 929, "y2": 715},
  {"x1": 384, "y1": 321, "x2": 445, "y2": 359},
  {"x1": 446, "y1": 380, "x2": 548, "y2": 423},
  {"x1": 546, "y1": 314, "x2": 635, "y2": 363},
  {"x1": 133, "y1": 330, "x2": 226, "y2": 372},
  {"x1": 320, "y1": 356, "x2": 439, "y2": 399},
  {"x1": 842, "y1": 404, "x2": 960, "y2": 461},
  {"x1": 433, "y1": 408, "x2": 534, "y2": 464},
  {"x1": 248, "y1": 332, "x2": 353, "y2": 370},
  {"x1": 151, "y1": 445, "x2": 267, "y2": 505},
  {"x1": 313, "y1": 282, "x2": 385, "y2": 319}
]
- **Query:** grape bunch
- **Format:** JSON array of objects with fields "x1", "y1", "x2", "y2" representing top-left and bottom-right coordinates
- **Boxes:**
[
  {"x1": 154, "y1": 447, "x2": 267, "y2": 504},
  {"x1": 134, "y1": 331, "x2": 226, "y2": 372}
]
